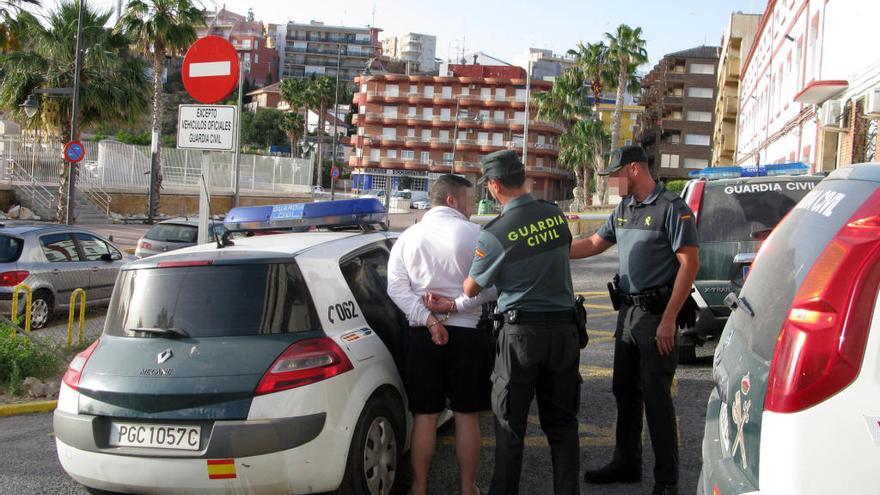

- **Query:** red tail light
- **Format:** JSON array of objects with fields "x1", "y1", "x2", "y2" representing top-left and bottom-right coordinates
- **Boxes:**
[
  {"x1": 62, "y1": 340, "x2": 100, "y2": 391},
  {"x1": 686, "y1": 180, "x2": 705, "y2": 223},
  {"x1": 139, "y1": 241, "x2": 152, "y2": 250},
  {"x1": 255, "y1": 338, "x2": 354, "y2": 396},
  {"x1": 765, "y1": 191, "x2": 880, "y2": 413},
  {"x1": 0, "y1": 270, "x2": 29, "y2": 287}
]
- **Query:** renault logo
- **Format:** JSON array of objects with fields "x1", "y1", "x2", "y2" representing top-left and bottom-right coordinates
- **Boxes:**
[{"x1": 158, "y1": 349, "x2": 173, "y2": 364}]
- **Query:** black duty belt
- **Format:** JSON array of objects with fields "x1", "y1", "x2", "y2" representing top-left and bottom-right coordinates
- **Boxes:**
[{"x1": 506, "y1": 309, "x2": 576, "y2": 324}]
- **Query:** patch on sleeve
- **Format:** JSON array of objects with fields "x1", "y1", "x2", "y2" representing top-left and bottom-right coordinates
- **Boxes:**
[
  {"x1": 474, "y1": 248, "x2": 486, "y2": 259},
  {"x1": 680, "y1": 214, "x2": 692, "y2": 221}
]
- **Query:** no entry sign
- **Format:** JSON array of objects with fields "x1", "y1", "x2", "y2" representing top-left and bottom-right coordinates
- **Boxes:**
[{"x1": 182, "y1": 36, "x2": 240, "y2": 104}]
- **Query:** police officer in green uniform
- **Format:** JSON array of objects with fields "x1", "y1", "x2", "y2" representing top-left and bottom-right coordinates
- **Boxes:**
[
  {"x1": 571, "y1": 145, "x2": 699, "y2": 495},
  {"x1": 463, "y1": 150, "x2": 581, "y2": 495}
]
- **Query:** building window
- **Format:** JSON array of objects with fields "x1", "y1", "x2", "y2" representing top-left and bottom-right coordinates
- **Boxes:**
[
  {"x1": 536, "y1": 157, "x2": 544, "y2": 167},
  {"x1": 420, "y1": 151, "x2": 430, "y2": 164},
  {"x1": 439, "y1": 130, "x2": 450, "y2": 142},
  {"x1": 667, "y1": 133, "x2": 681, "y2": 144},
  {"x1": 255, "y1": 54, "x2": 259, "y2": 64},
  {"x1": 421, "y1": 129, "x2": 432, "y2": 141},
  {"x1": 689, "y1": 63, "x2": 715, "y2": 75},
  {"x1": 386, "y1": 84, "x2": 399, "y2": 97},
  {"x1": 369, "y1": 149, "x2": 380, "y2": 161},
  {"x1": 514, "y1": 111, "x2": 526, "y2": 123},
  {"x1": 492, "y1": 133, "x2": 504, "y2": 145},
  {"x1": 406, "y1": 128, "x2": 415, "y2": 138},
  {"x1": 478, "y1": 132, "x2": 489, "y2": 144},
  {"x1": 461, "y1": 87, "x2": 469, "y2": 96},
  {"x1": 479, "y1": 109, "x2": 490, "y2": 121},
  {"x1": 384, "y1": 106, "x2": 397, "y2": 117},
  {"x1": 356, "y1": 147, "x2": 363, "y2": 157},
  {"x1": 422, "y1": 107, "x2": 433, "y2": 119},
  {"x1": 515, "y1": 88, "x2": 527, "y2": 102},
  {"x1": 687, "y1": 87, "x2": 714, "y2": 98},
  {"x1": 660, "y1": 154, "x2": 680, "y2": 168},
  {"x1": 358, "y1": 127, "x2": 364, "y2": 136},
  {"x1": 440, "y1": 108, "x2": 452, "y2": 121},
  {"x1": 401, "y1": 150, "x2": 414, "y2": 160},
  {"x1": 442, "y1": 86, "x2": 452, "y2": 98},
  {"x1": 382, "y1": 127, "x2": 396, "y2": 138},
  {"x1": 494, "y1": 110, "x2": 505, "y2": 122},
  {"x1": 387, "y1": 149, "x2": 398, "y2": 158},
  {"x1": 495, "y1": 87, "x2": 506, "y2": 100},
  {"x1": 424, "y1": 85, "x2": 434, "y2": 97},
  {"x1": 458, "y1": 130, "x2": 467, "y2": 140},
  {"x1": 443, "y1": 152, "x2": 454, "y2": 164},
  {"x1": 687, "y1": 111, "x2": 712, "y2": 122},
  {"x1": 684, "y1": 134, "x2": 711, "y2": 146},
  {"x1": 480, "y1": 87, "x2": 492, "y2": 99},
  {"x1": 683, "y1": 158, "x2": 709, "y2": 169},
  {"x1": 408, "y1": 106, "x2": 417, "y2": 117}
]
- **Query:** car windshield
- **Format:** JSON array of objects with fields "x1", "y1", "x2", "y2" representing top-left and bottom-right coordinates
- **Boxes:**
[
  {"x1": 144, "y1": 223, "x2": 198, "y2": 243},
  {"x1": 698, "y1": 179, "x2": 820, "y2": 243},
  {"x1": 0, "y1": 235, "x2": 24, "y2": 263},
  {"x1": 105, "y1": 263, "x2": 321, "y2": 337}
]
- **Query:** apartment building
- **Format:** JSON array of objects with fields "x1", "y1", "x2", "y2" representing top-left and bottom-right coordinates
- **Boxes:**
[
  {"x1": 712, "y1": 13, "x2": 761, "y2": 166},
  {"x1": 382, "y1": 33, "x2": 438, "y2": 73},
  {"x1": 349, "y1": 65, "x2": 570, "y2": 200},
  {"x1": 637, "y1": 45, "x2": 720, "y2": 180},
  {"x1": 200, "y1": 9, "x2": 278, "y2": 87},
  {"x1": 528, "y1": 48, "x2": 575, "y2": 82},
  {"x1": 272, "y1": 21, "x2": 382, "y2": 82}
]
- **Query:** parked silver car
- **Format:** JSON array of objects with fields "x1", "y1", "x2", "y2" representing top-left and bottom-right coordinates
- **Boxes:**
[
  {"x1": 0, "y1": 224, "x2": 132, "y2": 329},
  {"x1": 135, "y1": 218, "x2": 226, "y2": 258}
]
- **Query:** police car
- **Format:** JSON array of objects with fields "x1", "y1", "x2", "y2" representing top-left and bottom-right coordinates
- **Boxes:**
[
  {"x1": 678, "y1": 163, "x2": 823, "y2": 363},
  {"x1": 54, "y1": 199, "x2": 418, "y2": 495},
  {"x1": 698, "y1": 164, "x2": 880, "y2": 494}
]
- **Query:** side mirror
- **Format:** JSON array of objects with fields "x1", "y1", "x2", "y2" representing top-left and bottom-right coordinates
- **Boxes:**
[{"x1": 101, "y1": 252, "x2": 123, "y2": 262}]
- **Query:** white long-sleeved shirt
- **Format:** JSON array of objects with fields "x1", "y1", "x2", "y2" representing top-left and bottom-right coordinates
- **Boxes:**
[{"x1": 387, "y1": 206, "x2": 497, "y2": 328}]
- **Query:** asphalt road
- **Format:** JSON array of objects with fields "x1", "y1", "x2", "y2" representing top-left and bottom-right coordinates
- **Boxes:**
[{"x1": 0, "y1": 248, "x2": 716, "y2": 495}]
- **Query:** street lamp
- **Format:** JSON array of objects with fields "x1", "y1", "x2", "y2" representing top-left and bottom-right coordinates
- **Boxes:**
[{"x1": 19, "y1": 94, "x2": 39, "y2": 119}]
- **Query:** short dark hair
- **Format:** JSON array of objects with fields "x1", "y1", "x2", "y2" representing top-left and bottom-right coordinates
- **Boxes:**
[
  {"x1": 492, "y1": 170, "x2": 526, "y2": 189},
  {"x1": 430, "y1": 174, "x2": 472, "y2": 206}
]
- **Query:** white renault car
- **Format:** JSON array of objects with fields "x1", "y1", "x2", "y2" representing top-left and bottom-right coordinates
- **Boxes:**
[{"x1": 54, "y1": 199, "x2": 416, "y2": 494}]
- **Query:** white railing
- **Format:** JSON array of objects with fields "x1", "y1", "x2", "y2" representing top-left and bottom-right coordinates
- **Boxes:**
[
  {"x1": 75, "y1": 164, "x2": 112, "y2": 216},
  {"x1": 6, "y1": 159, "x2": 57, "y2": 217}
]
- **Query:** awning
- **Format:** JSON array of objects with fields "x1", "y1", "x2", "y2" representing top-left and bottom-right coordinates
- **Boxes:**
[{"x1": 794, "y1": 80, "x2": 849, "y2": 105}]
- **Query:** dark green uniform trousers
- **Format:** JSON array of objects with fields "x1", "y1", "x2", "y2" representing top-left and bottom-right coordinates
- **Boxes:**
[
  {"x1": 489, "y1": 318, "x2": 581, "y2": 495},
  {"x1": 611, "y1": 303, "x2": 679, "y2": 485}
]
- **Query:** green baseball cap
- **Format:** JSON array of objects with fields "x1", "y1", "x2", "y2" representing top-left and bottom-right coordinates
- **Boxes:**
[
  {"x1": 599, "y1": 145, "x2": 649, "y2": 176},
  {"x1": 478, "y1": 150, "x2": 525, "y2": 184}
]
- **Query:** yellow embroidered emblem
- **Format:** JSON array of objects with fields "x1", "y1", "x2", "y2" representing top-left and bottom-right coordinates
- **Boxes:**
[{"x1": 645, "y1": 216, "x2": 652, "y2": 227}]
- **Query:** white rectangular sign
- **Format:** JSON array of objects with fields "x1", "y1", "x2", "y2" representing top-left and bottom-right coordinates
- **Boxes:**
[{"x1": 177, "y1": 104, "x2": 237, "y2": 151}]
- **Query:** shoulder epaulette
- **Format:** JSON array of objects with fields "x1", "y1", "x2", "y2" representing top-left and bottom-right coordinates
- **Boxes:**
[{"x1": 484, "y1": 213, "x2": 504, "y2": 228}]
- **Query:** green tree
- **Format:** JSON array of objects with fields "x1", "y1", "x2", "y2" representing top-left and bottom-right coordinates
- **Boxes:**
[
  {"x1": 568, "y1": 41, "x2": 616, "y2": 112},
  {"x1": 310, "y1": 75, "x2": 336, "y2": 187},
  {"x1": 280, "y1": 78, "x2": 307, "y2": 149},
  {"x1": 561, "y1": 120, "x2": 610, "y2": 208},
  {"x1": 241, "y1": 108, "x2": 287, "y2": 150},
  {"x1": 604, "y1": 24, "x2": 648, "y2": 153},
  {"x1": 279, "y1": 112, "x2": 304, "y2": 157},
  {"x1": 0, "y1": 4, "x2": 150, "y2": 221},
  {"x1": 117, "y1": 0, "x2": 205, "y2": 222},
  {"x1": 0, "y1": 0, "x2": 39, "y2": 53}
]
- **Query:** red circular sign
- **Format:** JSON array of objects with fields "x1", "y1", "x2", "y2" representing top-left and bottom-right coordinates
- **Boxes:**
[
  {"x1": 63, "y1": 140, "x2": 85, "y2": 163},
  {"x1": 182, "y1": 36, "x2": 240, "y2": 104}
]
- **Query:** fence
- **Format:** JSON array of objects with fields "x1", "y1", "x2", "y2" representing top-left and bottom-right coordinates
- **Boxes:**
[{"x1": 0, "y1": 136, "x2": 313, "y2": 195}]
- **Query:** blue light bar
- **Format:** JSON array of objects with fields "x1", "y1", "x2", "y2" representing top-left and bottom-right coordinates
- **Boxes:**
[
  {"x1": 224, "y1": 198, "x2": 387, "y2": 232},
  {"x1": 689, "y1": 162, "x2": 810, "y2": 180}
]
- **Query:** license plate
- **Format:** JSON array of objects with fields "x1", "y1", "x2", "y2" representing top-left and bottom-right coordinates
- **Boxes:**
[{"x1": 109, "y1": 422, "x2": 201, "y2": 451}]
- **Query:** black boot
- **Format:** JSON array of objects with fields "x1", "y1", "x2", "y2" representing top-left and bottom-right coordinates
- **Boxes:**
[
  {"x1": 582, "y1": 463, "x2": 642, "y2": 484},
  {"x1": 650, "y1": 483, "x2": 678, "y2": 495}
]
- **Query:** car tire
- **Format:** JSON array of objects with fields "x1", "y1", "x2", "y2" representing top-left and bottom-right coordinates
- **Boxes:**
[
  {"x1": 29, "y1": 290, "x2": 54, "y2": 330},
  {"x1": 85, "y1": 487, "x2": 123, "y2": 495},
  {"x1": 338, "y1": 396, "x2": 403, "y2": 495}
]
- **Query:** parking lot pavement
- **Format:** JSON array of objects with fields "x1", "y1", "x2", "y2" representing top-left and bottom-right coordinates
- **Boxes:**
[{"x1": 0, "y1": 248, "x2": 715, "y2": 495}]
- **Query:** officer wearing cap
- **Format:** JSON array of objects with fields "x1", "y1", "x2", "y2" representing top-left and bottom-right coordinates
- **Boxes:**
[
  {"x1": 463, "y1": 149, "x2": 581, "y2": 495},
  {"x1": 571, "y1": 145, "x2": 699, "y2": 495}
]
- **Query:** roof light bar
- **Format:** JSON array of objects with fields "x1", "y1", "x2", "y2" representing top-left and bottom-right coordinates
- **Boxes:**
[
  {"x1": 224, "y1": 198, "x2": 388, "y2": 232},
  {"x1": 688, "y1": 162, "x2": 810, "y2": 180}
]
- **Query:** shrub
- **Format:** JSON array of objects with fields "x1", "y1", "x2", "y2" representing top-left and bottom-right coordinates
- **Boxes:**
[
  {"x1": 666, "y1": 180, "x2": 689, "y2": 194},
  {"x1": 0, "y1": 322, "x2": 62, "y2": 393}
]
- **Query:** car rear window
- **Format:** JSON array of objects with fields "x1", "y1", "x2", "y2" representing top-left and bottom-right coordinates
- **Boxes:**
[
  {"x1": 0, "y1": 235, "x2": 24, "y2": 263},
  {"x1": 105, "y1": 263, "x2": 321, "y2": 337},
  {"x1": 734, "y1": 179, "x2": 877, "y2": 360},
  {"x1": 144, "y1": 224, "x2": 197, "y2": 243},
  {"x1": 698, "y1": 178, "x2": 820, "y2": 243}
]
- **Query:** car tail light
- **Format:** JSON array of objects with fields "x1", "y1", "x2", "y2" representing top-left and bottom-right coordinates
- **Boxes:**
[
  {"x1": 686, "y1": 180, "x2": 705, "y2": 223},
  {"x1": 255, "y1": 337, "x2": 354, "y2": 396},
  {"x1": 139, "y1": 241, "x2": 152, "y2": 250},
  {"x1": 62, "y1": 340, "x2": 100, "y2": 391},
  {"x1": 765, "y1": 190, "x2": 880, "y2": 413},
  {"x1": 0, "y1": 270, "x2": 29, "y2": 287},
  {"x1": 156, "y1": 260, "x2": 213, "y2": 268}
]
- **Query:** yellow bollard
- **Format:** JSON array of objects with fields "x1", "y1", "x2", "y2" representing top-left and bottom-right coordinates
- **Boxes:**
[
  {"x1": 67, "y1": 288, "x2": 87, "y2": 348},
  {"x1": 10, "y1": 284, "x2": 32, "y2": 337}
]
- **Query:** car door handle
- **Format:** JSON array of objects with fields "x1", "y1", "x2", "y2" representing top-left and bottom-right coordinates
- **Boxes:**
[{"x1": 51, "y1": 269, "x2": 61, "y2": 274}]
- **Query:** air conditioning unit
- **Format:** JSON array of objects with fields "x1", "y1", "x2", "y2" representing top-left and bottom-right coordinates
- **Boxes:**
[
  {"x1": 819, "y1": 99, "x2": 843, "y2": 130},
  {"x1": 864, "y1": 86, "x2": 880, "y2": 118}
]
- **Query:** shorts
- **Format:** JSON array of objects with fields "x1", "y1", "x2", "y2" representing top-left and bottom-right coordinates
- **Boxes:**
[{"x1": 405, "y1": 325, "x2": 493, "y2": 414}]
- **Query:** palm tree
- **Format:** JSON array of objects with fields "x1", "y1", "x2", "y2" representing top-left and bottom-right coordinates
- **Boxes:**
[
  {"x1": 280, "y1": 78, "x2": 307, "y2": 155},
  {"x1": 604, "y1": 24, "x2": 648, "y2": 150},
  {"x1": 558, "y1": 118, "x2": 610, "y2": 210},
  {"x1": 0, "y1": 4, "x2": 150, "y2": 221},
  {"x1": 0, "y1": 0, "x2": 39, "y2": 53},
  {"x1": 310, "y1": 75, "x2": 336, "y2": 186},
  {"x1": 568, "y1": 41, "x2": 616, "y2": 111},
  {"x1": 280, "y1": 112, "x2": 304, "y2": 158},
  {"x1": 117, "y1": 0, "x2": 205, "y2": 223}
]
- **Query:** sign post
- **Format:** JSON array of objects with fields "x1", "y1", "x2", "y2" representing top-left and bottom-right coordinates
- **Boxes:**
[
  {"x1": 331, "y1": 166, "x2": 340, "y2": 200},
  {"x1": 179, "y1": 35, "x2": 240, "y2": 243}
]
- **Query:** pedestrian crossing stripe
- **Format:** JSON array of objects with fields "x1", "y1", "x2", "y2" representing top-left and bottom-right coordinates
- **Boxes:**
[{"x1": 207, "y1": 459, "x2": 236, "y2": 479}]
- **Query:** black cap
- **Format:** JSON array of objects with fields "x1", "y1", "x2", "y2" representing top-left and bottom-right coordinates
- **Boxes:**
[
  {"x1": 599, "y1": 145, "x2": 649, "y2": 176},
  {"x1": 478, "y1": 150, "x2": 525, "y2": 184}
]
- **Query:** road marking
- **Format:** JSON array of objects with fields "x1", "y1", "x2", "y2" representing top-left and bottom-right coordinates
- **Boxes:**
[
  {"x1": 585, "y1": 303, "x2": 613, "y2": 310},
  {"x1": 576, "y1": 291, "x2": 606, "y2": 296},
  {"x1": 589, "y1": 310, "x2": 618, "y2": 318},
  {"x1": 580, "y1": 365, "x2": 613, "y2": 380},
  {"x1": 189, "y1": 61, "x2": 231, "y2": 78}
]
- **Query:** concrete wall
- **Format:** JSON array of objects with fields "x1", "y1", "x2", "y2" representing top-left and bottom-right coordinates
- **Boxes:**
[{"x1": 109, "y1": 192, "x2": 311, "y2": 217}]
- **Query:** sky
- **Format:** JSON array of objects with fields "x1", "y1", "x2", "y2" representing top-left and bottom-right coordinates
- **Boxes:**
[{"x1": 34, "y1": 0, "x2": 768, "y2": 69}]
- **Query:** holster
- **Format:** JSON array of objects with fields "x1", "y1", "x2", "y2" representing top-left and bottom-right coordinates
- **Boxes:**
[
  {"x1": 489, "y1": 305, "x2": 505, "y2": 337},
  {"x1": 607, "y1": 273, "x2": 622, "y2": 311},
  {"x1": 574, "y1": 295, "x2": 589, "y2": 348}
]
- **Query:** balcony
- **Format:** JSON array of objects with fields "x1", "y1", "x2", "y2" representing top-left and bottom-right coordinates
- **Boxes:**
[{"x1": 286, "y1": 34, "x2": 375, "y2": 46}]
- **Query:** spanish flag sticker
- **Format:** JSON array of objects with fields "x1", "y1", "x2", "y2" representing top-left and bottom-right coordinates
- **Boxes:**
[
  {"x1": 207, "y1": 459, "x2": 237, "y2": 480},
  {"x1": 475, "y1": 248, "x2": 486, "y2": 258}
]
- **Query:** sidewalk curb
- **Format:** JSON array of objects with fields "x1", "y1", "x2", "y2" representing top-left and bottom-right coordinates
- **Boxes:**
[{"x1": 0, "y1": 400, "x2": 57, "y2": 417}]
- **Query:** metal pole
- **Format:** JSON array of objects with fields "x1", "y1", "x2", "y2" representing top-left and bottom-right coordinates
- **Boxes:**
[
  {"x1": 331, "y1": 44, "x2": 341, "y2": 200},
  {"x1": 522, "y1": 60, "x2": 531, "y2": 168},
  {"x1": 233, "y1": 61, "x2": 246, "y2": 207},
  {"x1": 451, "y1": 97, "x2": 460, "y2": 174},
  {"x1": 66, "y1": 0, "x2": 85, "y2": 225}
]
